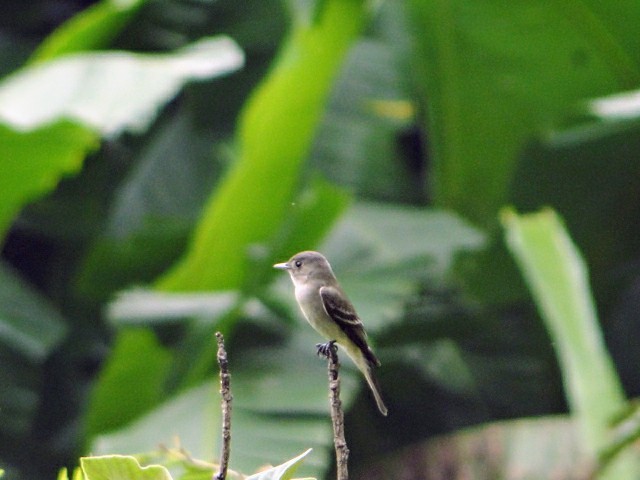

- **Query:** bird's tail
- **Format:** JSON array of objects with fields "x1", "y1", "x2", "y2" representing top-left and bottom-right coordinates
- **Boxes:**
[{"x1": 362, "y1": 360, "x2": 388, "y2": 416}]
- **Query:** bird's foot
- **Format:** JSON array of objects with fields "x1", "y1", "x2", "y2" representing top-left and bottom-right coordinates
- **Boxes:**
[{"x1": 316, "y1": 340, "x2": 337, "y2": 358}]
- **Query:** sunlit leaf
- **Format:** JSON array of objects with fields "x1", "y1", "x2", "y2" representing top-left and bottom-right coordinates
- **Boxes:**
[
  {"x1": 0, "y1": 36, "x2": 243, "y2": 242},
  {"x1": 157, "y1": 0, "x2": 368, "y2": 292},
  {"x1": 57, "y1": 467, "x2": 84, "y2": 480},
  {"x1": 81, "y1": 455, "x2": 172, "y2": 480},
  {"x1": 106, "y1": 290, "x2": 239, "y2": 326},
  {"x1": 244, "y1": 448, "x2": 313, "y2": 480},
  {"x1": 0, "y1": 37, "x2": 243, "y2": 135}
]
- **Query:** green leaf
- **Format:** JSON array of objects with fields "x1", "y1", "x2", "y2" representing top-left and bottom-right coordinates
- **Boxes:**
[
  {"x1": 502, "y1": 208, "x2": 639, "y2": 478},
  {"x1": 602, "y1": 403, "x2": 640, "y2": 471},
  {"x1": 85, "y1": 329, "x2": 172, "y2": 438},
  {"x1": 90, "y1": 384, "x2": 216, "y2": 462},
  {"x1": 29, "y1": 0, "x2": 148, "y2": 62},
  {"x1": 81, "y1": 455, "x2": 172, "y2": 480},
  {"x1": 0, "y1": 37, "x2": 243, "y2": 135},
  {"x1": 398, "y1": 339, "x2": 475, "y2": 395},
  {"x1": 107, "y1": 290, "x2": 240, "y2": 326},
  {"x1": 408, "y1": 0, "x2": 640, "y2": 225},
  {"x1": 57, "y1": 467, "x2": 84, "y2": 480},
  {"x1": 0, "y1": 36, "x2": 243, "y2": 243},
  {"x1": 0, "y1": 120, "x2": 98, "y2": 243},
  {"x1": 157, "y1": 0, "x2": 368, "y2": 291},
  {"x1": 0, "y1": 263, "x2": 67, "y2": 361},
  {"x1": 0, "y1": 262, "x2": 67, "y2": 437},
  {"x1": 244, "y1": 449, "x2": 313, "y2": 480},
  {"x1": 76, "y1": 111, "x2": 221, "y2": 299},
  {"x1": 318, "y1": 203, "x2": 485, "y2": 329},
  {"x1": 104, "y1": 113, "x2": 219, "y2": 241},
  {"x1": 229, "y1": 329, "x2": 359, "y2": 415}
]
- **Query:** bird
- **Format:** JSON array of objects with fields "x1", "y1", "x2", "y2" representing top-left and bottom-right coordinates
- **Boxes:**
[{"x1": 274, "y1": 250, "x2": 388, "y2": 416}]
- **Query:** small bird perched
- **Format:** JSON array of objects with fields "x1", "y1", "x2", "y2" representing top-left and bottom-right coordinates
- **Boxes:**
[{"x1": 274, "y1": 251, "x2": 388, "y2": 416}]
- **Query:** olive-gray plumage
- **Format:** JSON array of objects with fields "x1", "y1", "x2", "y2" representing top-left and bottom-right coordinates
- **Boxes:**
[{"x1": 274, "y1": 251, "x2": 388, "y2": 416}]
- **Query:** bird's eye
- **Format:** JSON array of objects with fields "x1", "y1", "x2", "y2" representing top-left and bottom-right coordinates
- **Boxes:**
[{"x1": 294, "y1": 260, "x2": 302, "y2": 268}]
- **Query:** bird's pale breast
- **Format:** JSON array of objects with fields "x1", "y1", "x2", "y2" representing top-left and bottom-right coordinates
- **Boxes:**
[{"x1": 295, "y1": 284, "x2": 347, "y2": 342}]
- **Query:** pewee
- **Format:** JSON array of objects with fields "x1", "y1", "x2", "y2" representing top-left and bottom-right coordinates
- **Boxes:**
[{"x1": 274, "y1": 250, "x2": 388, "y2": 416}]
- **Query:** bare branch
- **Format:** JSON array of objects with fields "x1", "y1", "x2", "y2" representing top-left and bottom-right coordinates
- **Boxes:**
[
  {"x1": 325, "y1": 342, "x2": 349, "y2": 480},
  {"x1": 214, "y1": 332, "x2": 232, "y2": 480}
]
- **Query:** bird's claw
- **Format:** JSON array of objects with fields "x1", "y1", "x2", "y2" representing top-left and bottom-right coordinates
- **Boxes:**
[{"x1": 316, "y1": 340, "x2": 337, "y2": 358}]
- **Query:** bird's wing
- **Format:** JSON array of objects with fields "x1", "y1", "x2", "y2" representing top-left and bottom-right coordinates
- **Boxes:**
[{"x1": 319, "y1": 285, "x2": 380, "y2": 366}]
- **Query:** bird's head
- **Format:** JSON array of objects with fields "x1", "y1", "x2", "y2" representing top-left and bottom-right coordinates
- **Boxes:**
[{"x1": 273, "y1": 250, "x2": 335, "y2": 285}]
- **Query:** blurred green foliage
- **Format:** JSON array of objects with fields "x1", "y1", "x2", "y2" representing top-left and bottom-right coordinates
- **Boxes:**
[
  {"x1": 1, "y1": 0, "x2": 640, "y2": 479},
  {"x1": 503, "y1": 209, "x2": 639, "y2": 478}
]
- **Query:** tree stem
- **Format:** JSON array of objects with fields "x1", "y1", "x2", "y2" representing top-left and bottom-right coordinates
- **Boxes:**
[
  {"x1": 214, "y1": 332, "x2": 232, "y2": 480},
  {"x1": 327, "y1": 343, "x2": 349, "y2": 480}
]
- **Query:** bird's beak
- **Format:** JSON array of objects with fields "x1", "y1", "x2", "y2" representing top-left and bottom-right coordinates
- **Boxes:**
[{"x1": 273, "y1": 262, "x2": 291, "y2": 270}]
